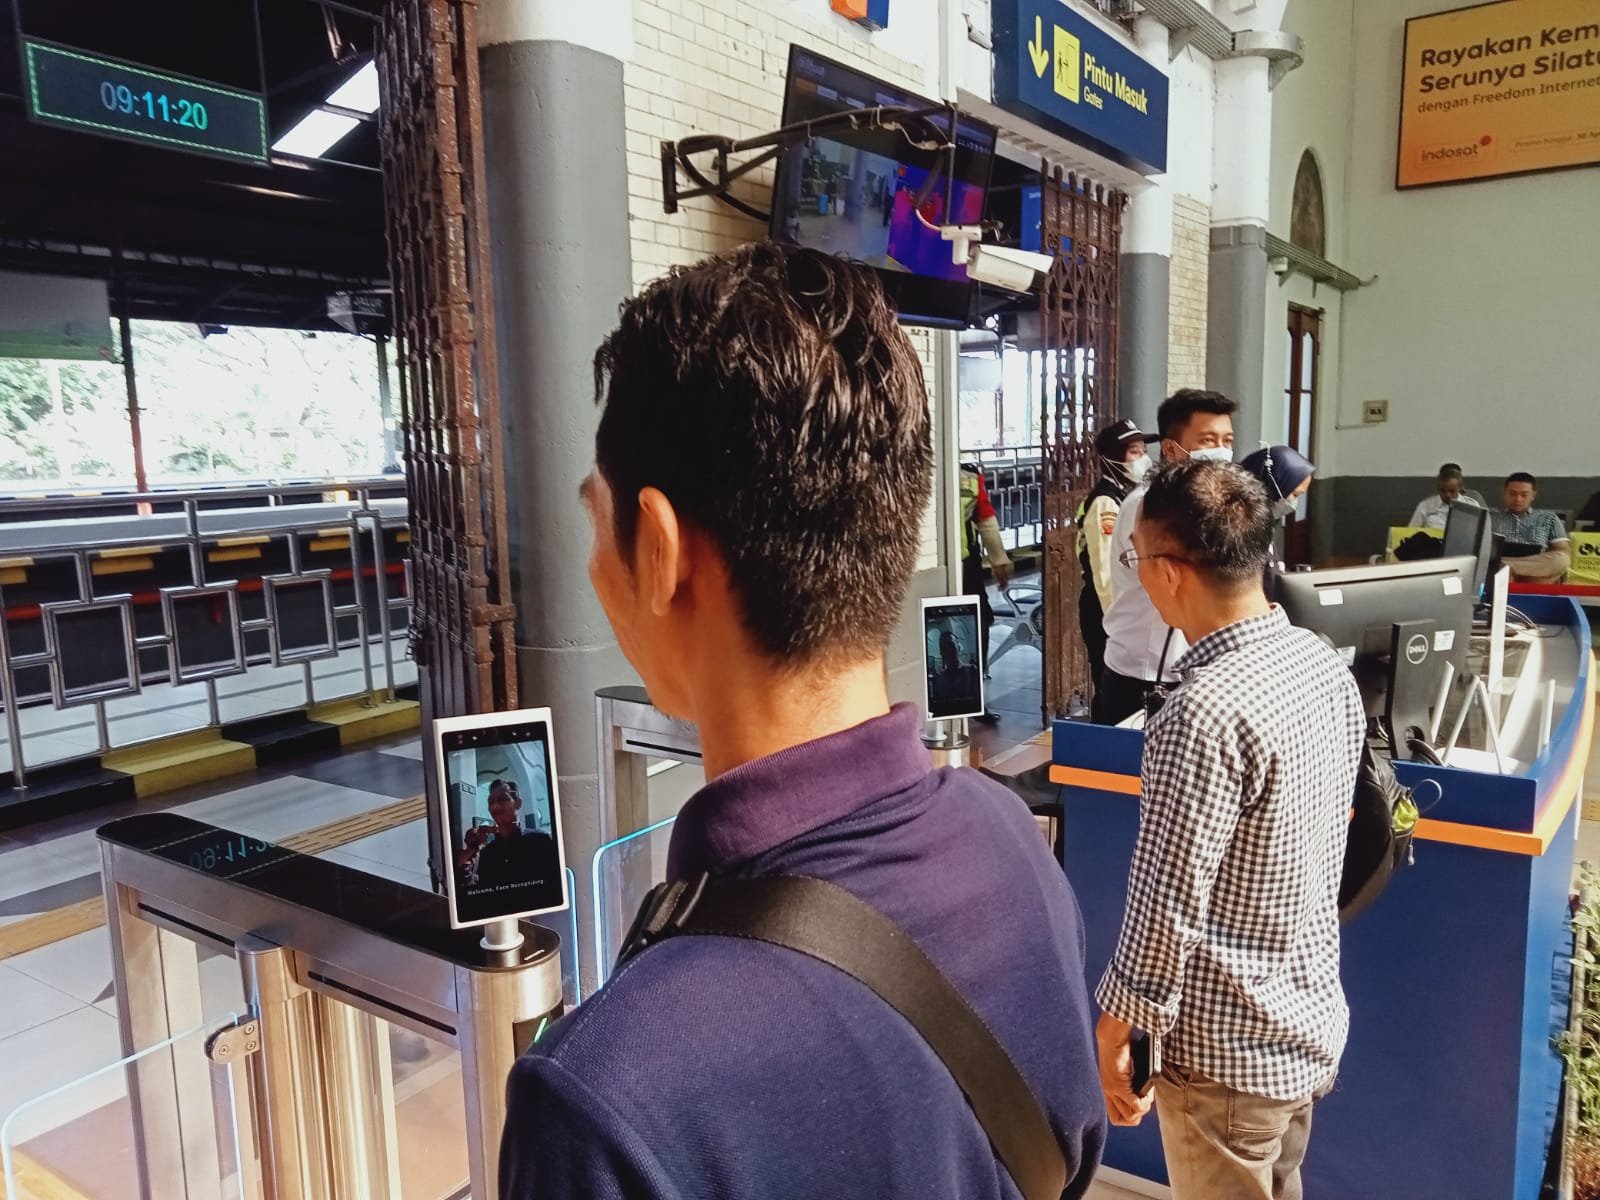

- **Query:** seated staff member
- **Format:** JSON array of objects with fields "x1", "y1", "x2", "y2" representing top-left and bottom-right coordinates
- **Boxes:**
[
  {"x1": 1494, "y1": 471, "x2": 1572, "y2": 582},
  {"x1": 1094, "y1": 460, "x2": 1364, "y2": 1200},
  {"x1": 1077, "y1": 419, "x2": 1155, "y2": 695},
  {"x1": 1409, "y1": 463, "x2": 1483, "y2": 530},
  {"x1": 501, "y1": 245, "x2": 1106, "y2": 1199},
  {"x1": 1096, "y1": 389, "x2": 1237, "y2": 726}
]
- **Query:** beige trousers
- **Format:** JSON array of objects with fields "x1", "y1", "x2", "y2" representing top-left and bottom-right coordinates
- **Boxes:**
[{"x1": 1153, "y1": 1064, "x2": 1317, "y2": 1200}]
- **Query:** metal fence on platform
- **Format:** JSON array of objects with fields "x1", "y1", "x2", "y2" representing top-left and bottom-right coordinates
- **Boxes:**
[{"x1": 0, "y1": 481, "x2": 413, "y2": 788}]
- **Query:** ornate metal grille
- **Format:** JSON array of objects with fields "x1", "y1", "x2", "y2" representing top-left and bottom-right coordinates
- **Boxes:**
[
  {"x1": 1037, "y1": 166, "x2": 1127, "y2": 721},
  {"x1": 378, "y1": 0, "x2": 516, "y2": 717}
]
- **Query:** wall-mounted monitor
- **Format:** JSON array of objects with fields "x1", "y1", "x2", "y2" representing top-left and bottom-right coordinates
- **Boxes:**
[
  {"x1": 770, "y1": 45, "x2": 997, "y2": 328},
  {"x1": 432, "y1": 708, "x2": 570, "y2": 930}
]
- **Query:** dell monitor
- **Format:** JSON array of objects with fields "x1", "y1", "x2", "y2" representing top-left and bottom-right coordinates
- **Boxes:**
[
  {"x1": 1441, "y1": 501, "x2": 1494, "y2": 595},
  {"x1": 771, "y1": 45, "x2": 997, "y2": 328},
  {"x1": 1271, "y1": 557, "x2": 1476, "y2": 754}
]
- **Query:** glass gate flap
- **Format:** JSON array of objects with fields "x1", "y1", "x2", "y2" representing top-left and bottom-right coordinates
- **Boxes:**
[
  {"x1": 2, "y1": 1014, "x2": 248, "y2": 1200},
  {"x1": 96, "y1": 811, "x2": 565, "y2": 1200}
]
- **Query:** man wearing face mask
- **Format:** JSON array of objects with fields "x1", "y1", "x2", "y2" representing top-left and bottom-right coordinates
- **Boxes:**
[
  {"x1": 1095, "y1": 389, "x2": 1237, "y2": 725},
  {"x1": 1077, "y1": 420, "x2": 1155, "y2": 697},
  {"x1": 1240, "y1": 445, "x2": 1315, "y2": 568}
]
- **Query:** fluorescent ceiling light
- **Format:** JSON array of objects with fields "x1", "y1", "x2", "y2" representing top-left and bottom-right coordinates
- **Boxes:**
[
  {"x1": 326, "y1": 60, "x2": 379, "y2": 114},
  {"x1": 272, "y1": 109, "x2": 359, "y2": 158}
]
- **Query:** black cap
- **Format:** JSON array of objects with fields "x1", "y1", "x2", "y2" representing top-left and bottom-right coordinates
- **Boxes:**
[{"x1": 1095, "y1": 418, "x2": 1155, "y2": 459}]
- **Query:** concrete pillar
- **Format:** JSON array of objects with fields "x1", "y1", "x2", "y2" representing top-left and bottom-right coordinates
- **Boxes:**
[
  {"x1": 1118, "y1": 15, "x2": 1173, "y2": 433},
  {"x1": 1206, "y1": 53, "x2": 1272, "y2": 449},
  {"x1": 478, "y1": 0, "x2": 633, "y2": 990}
]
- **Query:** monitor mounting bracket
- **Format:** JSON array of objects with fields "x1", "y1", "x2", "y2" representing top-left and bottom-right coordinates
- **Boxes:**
[{"x1": 660, "y1": 101, "x2": 964, "y2": 223}]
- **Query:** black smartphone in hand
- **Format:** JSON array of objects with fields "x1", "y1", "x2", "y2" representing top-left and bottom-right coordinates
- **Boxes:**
[{"x1": 1130, "y1": 1031, "x2": 1159, "y2": 1098}]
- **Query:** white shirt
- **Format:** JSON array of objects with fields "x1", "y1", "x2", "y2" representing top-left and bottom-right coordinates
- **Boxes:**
[
  {"x1": 1102, "y1": 487, "x2": 1186, "y2": 682},
  {"x1": 1409, "y1": 493, "x2": 1482, "y2": 531}
]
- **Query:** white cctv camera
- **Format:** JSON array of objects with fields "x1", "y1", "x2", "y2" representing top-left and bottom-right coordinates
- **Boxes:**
[
  {"x1": 940, "y1": 226, "x2": 1053, "y2": 294},
  {"x1": 967, "y1": 244, "x2": 1054, "y2": 293}
]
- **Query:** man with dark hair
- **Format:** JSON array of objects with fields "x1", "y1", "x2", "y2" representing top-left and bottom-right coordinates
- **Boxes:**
[
  {"x1": 1409, "y1": 462, "x2": 1483, "y2": 531},
  {"x1": 1094, "y1": 460, "x2": 1363, "y2": 1199},
  {"x1": 1494, "y1": 471, "x2": 1572, "y2": 582},
  {"x1": 1095, "y1": 389, "x2": 1236, "y2": 724},
  {"x1": 501, "y1": 244, "x2": 1106, "y2": 1199}
]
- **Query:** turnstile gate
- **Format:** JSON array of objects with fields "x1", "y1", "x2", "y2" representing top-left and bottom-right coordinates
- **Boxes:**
[{"x1": 96, "y1": 812, "x2": 562, "y2": 1200}]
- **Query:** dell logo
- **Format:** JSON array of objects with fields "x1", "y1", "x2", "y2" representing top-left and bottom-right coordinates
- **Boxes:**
[{"x1": 1405, "y1": 635, "x2": 1430, "y2": 666}]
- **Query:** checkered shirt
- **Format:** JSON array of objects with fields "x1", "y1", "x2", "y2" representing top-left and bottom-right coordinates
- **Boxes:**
[
  {"x1": 1491, "y1": 508, "x2": 1568, "y2": 550},
  {"x1": 1095, "y1": 607, "x2": 1365, "y2": 1101}
]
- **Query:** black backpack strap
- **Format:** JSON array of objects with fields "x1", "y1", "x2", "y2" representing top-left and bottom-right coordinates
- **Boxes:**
[{"x1": 618, "y1": 874, "x2": 1068, "y2": 1200}]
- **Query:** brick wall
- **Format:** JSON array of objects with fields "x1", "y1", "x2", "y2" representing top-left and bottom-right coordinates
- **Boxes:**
[
  {"x1": 1168, "y1": 194, "x2": 1210, "y2": 392},
  {"x1": 623, "y1": 1, "x2": 926, "y2": 292},
  {"x1": 623, "y1": 0, "x2": 943, "y2": 572}
]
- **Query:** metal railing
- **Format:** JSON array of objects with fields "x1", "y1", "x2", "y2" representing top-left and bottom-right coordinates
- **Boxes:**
[
  {"x1": 0, "y1": 476, "x2": 406, "y2": 520},
  {"x1": 0, "y1": 484, "x2": 412, "y2": 788},
  {"x1": 960, "y1": 446, "x2": 1045, "y2": 550}
]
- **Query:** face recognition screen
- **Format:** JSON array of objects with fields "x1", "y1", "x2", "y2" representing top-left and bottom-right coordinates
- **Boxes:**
[
  {"x1": 438, "y1": 717, "x2": 567, "y2": 927},
  {"x1": 923, "y1": 597, "x2": 985, "y2": 720}
]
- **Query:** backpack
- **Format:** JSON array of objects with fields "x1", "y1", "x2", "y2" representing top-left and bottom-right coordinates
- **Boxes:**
[{"x1": 1339, "y1": 739, "x2": 1419, "y2": 923}]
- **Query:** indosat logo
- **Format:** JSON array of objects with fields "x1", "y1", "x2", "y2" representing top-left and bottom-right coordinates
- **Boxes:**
[{"x1": 1419, "y1": 133, "x2": 1495, "y2": 164}]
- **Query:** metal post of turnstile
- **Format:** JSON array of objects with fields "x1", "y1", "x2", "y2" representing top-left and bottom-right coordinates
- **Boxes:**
[
  {"x1": 100, "y1": 814, "x2": 565, "y2": 1200},
  {"x1": 457, "y1": 950, "x2": 566, "y2": 1194},
  {"x1": 101, "y1": 844, "x2": 226, "y2": 1200},
  {"x1": 236, "y1": 937, "x2": 332, "y2": 1200},
  {"x1": 316, "y1": 996, "x2": 403, "y2": 1199},
  {"x1": 592, "y1": 687, "x2": 702, "y2": 985}
]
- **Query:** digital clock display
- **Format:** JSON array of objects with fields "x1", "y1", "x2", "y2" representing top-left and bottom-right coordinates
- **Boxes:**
[{"x1": 23, "y1": 38, "x2": 268, "y2": 164}]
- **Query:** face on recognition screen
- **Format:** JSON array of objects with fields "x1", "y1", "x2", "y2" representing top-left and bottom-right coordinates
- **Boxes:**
[
  {"x1": 441, "y1": 721, "x2": 565, "y2": 925},
  {"x1": 924, "y1": 601, "x2": 984, "y2": 720}
]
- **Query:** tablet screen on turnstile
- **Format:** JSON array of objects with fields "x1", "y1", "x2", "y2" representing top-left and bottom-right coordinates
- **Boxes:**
[
  {"x1": 433, "y1": 709, "x2": 570, "y2": 929},
  {"x1": 922, "y1": 596, "x2": 985, "y2": 721}
]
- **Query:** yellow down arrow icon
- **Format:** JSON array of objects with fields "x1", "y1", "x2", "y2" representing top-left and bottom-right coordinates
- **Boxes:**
[{"x1": 1028, "y1": 14, "x2": 1050, "y2": 77}]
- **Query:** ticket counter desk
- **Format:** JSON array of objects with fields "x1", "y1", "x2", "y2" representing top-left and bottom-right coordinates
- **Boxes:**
[{"x1": 1052, "y1": 595, "x2": 1594, "y2": 1199}]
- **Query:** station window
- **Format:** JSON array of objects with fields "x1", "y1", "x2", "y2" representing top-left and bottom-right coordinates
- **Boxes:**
[{"x1": 0, "y1": 321, "x2": 395, "y2": 490}]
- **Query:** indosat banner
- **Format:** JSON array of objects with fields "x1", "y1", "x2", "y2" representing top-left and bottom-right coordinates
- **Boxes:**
[{"x1": 1397, "y1": 0, "x2": 1600, "y2": 188}]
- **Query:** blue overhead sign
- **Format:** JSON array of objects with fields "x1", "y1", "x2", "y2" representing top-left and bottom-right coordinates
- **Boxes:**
[{"x1": 992, "y1": 0, "x2": 1169, "y2": 175}]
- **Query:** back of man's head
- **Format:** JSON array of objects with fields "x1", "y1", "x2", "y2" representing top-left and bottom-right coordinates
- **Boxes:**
[
  {"x1": 1156, "y1": 388, "x2": 1237, "y2": 442},
  {"x1": 1141, "y1": 460, "x2": 1273, "y2": 588},
  {"x1": 593, "y1": 244, "x2": 933, "y2": 662}
]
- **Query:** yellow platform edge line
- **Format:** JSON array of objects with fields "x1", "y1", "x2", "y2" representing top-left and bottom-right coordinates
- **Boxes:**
[
  {"x1": 0, "y1": 796, "x2": 425, "y2": 964},
  {"x1": 308, "y1": 697, "x2": 420, "y2": 747},
  {"x1": 102, "y1": 732, "x2": 259, "y2": 802}
]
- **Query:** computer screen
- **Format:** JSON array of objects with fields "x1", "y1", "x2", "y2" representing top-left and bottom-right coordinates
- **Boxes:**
[
  {"x1": 433, "y1": 709, "x2": 569, "y2": 929},
  {"x1": 1441, "y1": 501, "x2": 1493, "y2": 595},
  {"x1": 771, "y1": 45, "x2": 997, "y2": 327},
  {"x1": 1271, "y1": 557, "x2": 1475, "y2": 747},
  {"x1": 922, "y1": 596, "x2": 985, "y2": 720}
]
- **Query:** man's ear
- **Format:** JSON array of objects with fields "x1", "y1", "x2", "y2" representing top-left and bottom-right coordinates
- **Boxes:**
[{"x1": 634, "y1": 487, "x2": 685, "y2": 617}]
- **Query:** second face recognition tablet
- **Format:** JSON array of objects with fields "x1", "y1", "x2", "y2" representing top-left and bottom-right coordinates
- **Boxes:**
[
  {"x1": 921, "y1": 595, "x2": 985, "y2": 721},
  {"x1": 432, "y1": 708, "x2": 570, "y2": 929}
]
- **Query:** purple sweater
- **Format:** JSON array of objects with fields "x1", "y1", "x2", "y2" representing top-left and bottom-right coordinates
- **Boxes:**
[{"x1": 500, "y1": 704, "x2": 1105, "y2": 1199}]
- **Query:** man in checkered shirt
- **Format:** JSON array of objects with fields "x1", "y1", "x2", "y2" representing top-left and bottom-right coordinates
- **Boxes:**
[
  {"x1": 1092, "y1": 459, "x2": 1365, "y2": 1200},
  {"x1": 1493, "y1": 471, "x2": 1572, "y2": 583}
]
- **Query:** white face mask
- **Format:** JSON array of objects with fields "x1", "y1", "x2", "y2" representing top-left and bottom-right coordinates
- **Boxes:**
[
  {"x1": 1271, "y1": 497, "x2": 1297, "y2": 521},
  {"x1": 1185, "y1": 445, "x2": 1233, "y2": 463},
  {"x1": 1124, "y1": 454, "x2": 1153, "y2": 484}
]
